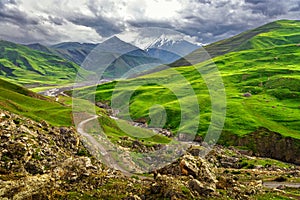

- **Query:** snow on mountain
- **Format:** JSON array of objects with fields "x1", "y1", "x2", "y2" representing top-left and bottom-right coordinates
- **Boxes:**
[
  {"x1": 145, "y1": 34, "x2": 183, "y2": 49},
  {"x1": 145, "y1": 34, "x2": 200, "y2": 57},
  {"x1": 117, "y1": 28, "x2": 201, "y2": 64},
  {"x1": 117, "y1": 28, "x2": 200, "y2": 51}
]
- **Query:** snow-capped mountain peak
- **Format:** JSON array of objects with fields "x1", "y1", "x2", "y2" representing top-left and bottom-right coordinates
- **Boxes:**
[
  {"x1": 115, "y1": 28, "x2": 200, "y2": 63},
  {"x1": 144, "y1": 34, "x2": 199, "y2": 58},
  {"x1": 145, "y1": 34, "x2": 184, "y2": 49}
]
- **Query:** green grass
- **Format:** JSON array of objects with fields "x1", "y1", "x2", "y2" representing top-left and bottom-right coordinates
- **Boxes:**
[
  {"x1": 0, "y1": 78, "x2": 72, "y2": 126},
  {"x1": 253, "y1": 193, "x2": 292, "y2": 200},
  {"x1": 173, "y1": 19, "x2": 300, "y2": 66},
  {"x1": 238, "y1": 157, "x2": 292, "y2": 169},
  {"x1": 76, "y1": 20, "x2": 300, "y2": 142},
  {"x1": 213, "y1": 44, "x2": 300, "y2": 139},
  {"x1": 0, "y1": 40, "x2": 92, "y2": 86},
  {"x1": 97, "y1": 114, "x2": 171, "y2": 145},
  {"x1": 0, "y1": 78, "x2": 141, "y2": 145},
  {"x1": 0, "y1": 77, "x2": 170, "y2": 147}
]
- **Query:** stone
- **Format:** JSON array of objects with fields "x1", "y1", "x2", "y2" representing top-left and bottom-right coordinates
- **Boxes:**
[
  {"x1": 96, "y1": 102, "x2": 111, "y2": 109},
  {"x1": 243, "y1": 92, "x2": 252, "y2": 97},
  {"x1": 188, "y1": 179, "x2": 215, "y2": 195},
  {"x1": 158, "y1": 154, "x2": 217, "y2": 186}
]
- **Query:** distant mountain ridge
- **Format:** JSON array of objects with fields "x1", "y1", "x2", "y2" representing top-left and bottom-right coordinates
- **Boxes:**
[
  {"x1": 27, "y1": 42, "x2": 97, "y2": 66},
  {"x1": 27, "y1": 35, "x2": 200, "y2": 66},
  {"x1": 1, "y1": 37, "x2": 164, "y2": 84},
  {"x1": 81, "y1": 36, "x2": 163, "y2": 79},
  {"x1": 26, "y1": 43, "x2": 54, "y2": 55},
  {"x1": 51, "y1": 42, "x2": 97, "y2": 65}
]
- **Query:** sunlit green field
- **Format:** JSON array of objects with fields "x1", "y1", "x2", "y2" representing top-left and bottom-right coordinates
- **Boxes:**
[
  {"x1": 0, "y1": 79, "x2": 73, "y2": 126},
  {"x1": 76, "y1": 20, "x2": 300, "y2": 140},
  {"x1": 0, "y1": 40, "x2": 92, "y2": 86}
]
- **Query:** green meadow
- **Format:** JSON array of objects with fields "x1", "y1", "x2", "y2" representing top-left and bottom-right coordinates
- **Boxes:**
[
  {"x1": 0, "y1": 78, "x2": 72, "y2": 126},
  {"x1": 0, "y1": 40, "x2": 92, "y2": 86},
  {"x1": 77, "y1": 20, "x2": 300, "y2": 140}
]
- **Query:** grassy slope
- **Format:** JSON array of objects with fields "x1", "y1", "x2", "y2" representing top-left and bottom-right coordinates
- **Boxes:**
[
  {"x1": 0, "y1": 78, "x2": 72, "y2": 126},
  {"x1": 172, "y1": 20, "x2": 300, "y2": 66},
  {"x1": 0, "y1": 40, "x2": 91, "y2": 86},
  {"x1": 78, "y1": 20, "x2": 300, "y2": 140},
  {"x1": 0, "y1": 77, "x2": 169, "y2": 146}
]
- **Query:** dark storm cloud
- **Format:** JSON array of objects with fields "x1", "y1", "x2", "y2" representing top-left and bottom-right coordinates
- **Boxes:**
[
  {"x1": 178, "y1": 20, "x2": 250, "y2": 44},
  {"x1": 0, "y1": 0, "x2": 299, "y2": 45},
  {"x1": 68, "y1": 15, "x2": 123, "y2": 37},
  {"x1": 245, "y1": 0, "x2": 288, "y2": 17},
  {"x1": 0, "y1": 1, "x2": 100, "y2": 44},
  {"x1": 60, "y1": 0, "x2": 126, "y2": 37},
  {"x1": 173, "y1": 0, "x2": 300, "y2": 44},
  {"x1": 0, "y1": 0, "x2": 39, "y2": 26},
  {"x1": 193, "y1": 0, "x2": 212, "y2": 4},
  {"x1": 289, "y1": 2, "x2": 300, "y2": 12},
  {"x1": 128, "y1": 20, "x2": 174, "y2": 30},
  {"x1": 244, "y1": 0, "x2": 264, "y2": 5},
  {"x1": 0, "y1": 0, "x2": 17, "y2": 7}
]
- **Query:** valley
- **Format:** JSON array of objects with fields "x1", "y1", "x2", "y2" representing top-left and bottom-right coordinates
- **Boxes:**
[
  {"x1": 0, "y1": 19, "x2": 300, "y2": 199},
  {"x1": 75, "y1": 20, "x2": 300, "y2": 163}
]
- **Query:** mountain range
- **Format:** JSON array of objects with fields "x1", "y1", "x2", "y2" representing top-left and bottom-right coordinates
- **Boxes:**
[
  {"x1": 22, "y1": 35, "x2": 199, "y2": 81},
  {"x1": 28, "y1": 35, "x2": 199, "y2": 65},
  {"x1": 0, "y1": 19, "x2": 300, "y2": 199}
]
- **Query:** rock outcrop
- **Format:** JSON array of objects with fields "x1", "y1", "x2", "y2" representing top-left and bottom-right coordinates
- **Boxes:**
[
  {"x1": 156, "y1": 154, "x2": 217, "y2": 198},
  {"x1": 1, "y1": 110, "x2": 299, "y2": 199},
  {"x1": 237, "y1": 127, "x2": 300, "y2": 165}
]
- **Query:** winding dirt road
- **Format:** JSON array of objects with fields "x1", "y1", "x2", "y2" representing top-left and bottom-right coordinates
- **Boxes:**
[
  {"x1": 263, "y1": 181, "x2": 300, "y2": 189},
  {"x1": 76, "y1": 115, "x2": 136, "y2": 177}
]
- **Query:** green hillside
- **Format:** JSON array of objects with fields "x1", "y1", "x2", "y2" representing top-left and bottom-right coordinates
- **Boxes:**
[
  {"x1": 0, "y1": 78, "x2": 169, "y2": 148},
  {"x1": 0, "y1": 78, "x2": 72, "y2": 126},
  {"x1": 173, "y1": 20, "x2": 300, "y2": 66},
  {"x1": 76, "y1": 20, "x2": 300, "y2": 142},
  {"x1": 0, "y1": 40, "x2": 92, "y2": 86}
]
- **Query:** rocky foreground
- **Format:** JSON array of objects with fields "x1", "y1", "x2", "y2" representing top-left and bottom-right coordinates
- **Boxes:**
[{"x1": 0, "y1": 110, "x2": 299, "y2": 199}]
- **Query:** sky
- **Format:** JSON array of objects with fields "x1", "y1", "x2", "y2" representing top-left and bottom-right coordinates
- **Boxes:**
[{"x1": 0, "y1": 0, "x2": 299, "y2": 45}]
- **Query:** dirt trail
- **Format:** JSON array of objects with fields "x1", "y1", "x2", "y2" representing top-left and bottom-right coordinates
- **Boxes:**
[
  {"x1": 77, "y1": 115, "x2": 136, "y2": 176},
  {"x1": 263, "y1": 181, "x2": 300, "y2": 189}
]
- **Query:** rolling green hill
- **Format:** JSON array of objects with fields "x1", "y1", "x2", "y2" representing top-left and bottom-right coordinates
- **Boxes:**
[
  {"x1": 0, "y1": 78, "x2": 72, "y2": 126},
  {"x1": 0, "y1": 40, "x2": 92, "y2": 86},
  {"x1": 173, "y1": 20, "x2": 300, "y2": 66},
  {"x1": 75, "y1": 20, "x2": 300, "y2": 163}
]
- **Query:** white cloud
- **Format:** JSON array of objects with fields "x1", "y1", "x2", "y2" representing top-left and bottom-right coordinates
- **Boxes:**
[{"x1": 144, "y1": 0, "x2": 181, "y2": 19}]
